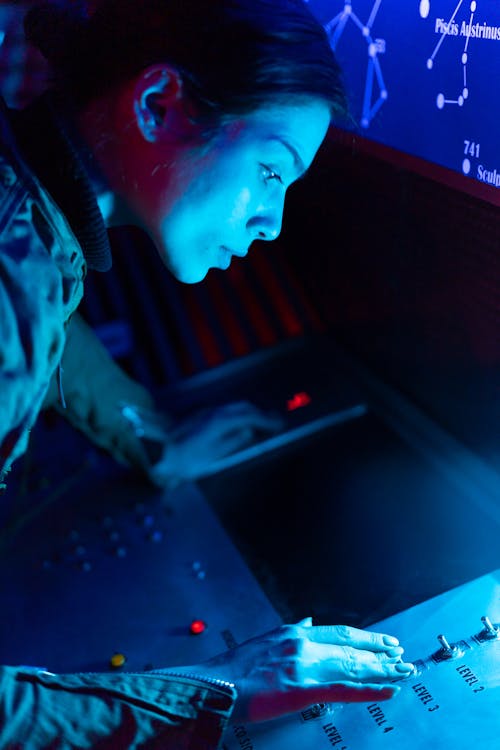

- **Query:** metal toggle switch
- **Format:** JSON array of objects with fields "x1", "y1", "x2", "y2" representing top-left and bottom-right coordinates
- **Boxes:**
[
  {"x1": 474, "y1": 615, "x2": 500, "y2": 643},
  {"x1": 481, "y1": 616, "x2": 499, "y2": 637},
  {"x1": 438, "y1": 634, "x2": 457, "y2": 655},
  {"x1": 432, "y1": 634, "x2": 465, "y2": 663}
]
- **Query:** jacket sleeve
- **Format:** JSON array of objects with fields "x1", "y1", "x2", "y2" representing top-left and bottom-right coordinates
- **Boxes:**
[
  {"x1": 42, "y1": 312, "x2": 157, "y2": 471},
  {"x1": 44, "y1": 314, "x2": 157, "y2": 469},
  {"x1": 0, "y1": 667, "x2": 237, "y2": 750},
  {"x1": 0, "y1": 181, "x2": 78, "y2": 486}
]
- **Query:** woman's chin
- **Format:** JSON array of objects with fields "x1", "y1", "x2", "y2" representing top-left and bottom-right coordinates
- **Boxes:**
[
  {"x1": 154, "y1": 245, "x2": 207, "y2": 284},
  {"x1": 171, "y1": 263, "x2": 209, "y2": 285}
]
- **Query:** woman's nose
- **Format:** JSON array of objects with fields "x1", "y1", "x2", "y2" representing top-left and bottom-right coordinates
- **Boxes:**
[{"x1": 246, "y1": 200, "x2": 284, "y2": 242}]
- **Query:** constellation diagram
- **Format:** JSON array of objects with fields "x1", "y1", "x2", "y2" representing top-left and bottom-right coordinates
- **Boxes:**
[
  {"x1": 324, "y1": 2, "x2": 388, "y2": 128},
  {"x1": 423, "y1": 0, "x2": 478, "y2": 110}
]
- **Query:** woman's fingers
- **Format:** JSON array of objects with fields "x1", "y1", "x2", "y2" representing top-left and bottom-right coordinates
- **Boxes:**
[
  {"x1": 304, "y1": 623, "x2": 400, "y2": 652},
  {"x1": 207, "y1": 401, "x2": 284, "y2": 431},
  {"x1": 312, "y1": 644, "x2": 414, "y2": 683},
  {"x1": 247, "y1": 682, "x2": 400, "y2": 723},
  {"x1": 152, "y1": 401, "x2": 285, "y2": 483},
  {"x1": 173, "y1": 402, "x2": 283, "y2": 449},
  {"x1": 315, "y1": 681, "x2": 400, "y2": 703},
  {"x1": 265, "y1": 623, "x2": 413, "y2": 685}
]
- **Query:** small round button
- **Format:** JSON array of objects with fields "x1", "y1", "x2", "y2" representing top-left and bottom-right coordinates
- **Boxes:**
[
  {"x1": 189, "y1": 620, "x2": 207, "y2": 635},
  {"x1": 110, "y1": 652, "x2": 127, "y2": 669},
  {"x1": 147, "y1": 530, "x2": 163, "y2": 543}
]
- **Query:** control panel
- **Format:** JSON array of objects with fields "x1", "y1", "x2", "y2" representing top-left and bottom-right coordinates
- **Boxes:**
[
  {"x1": 0, "y1": 478, "x2": 282, "y2": 674},
  {"x1": 223, "y1": 570, "x2": 500, "y2": 750}
]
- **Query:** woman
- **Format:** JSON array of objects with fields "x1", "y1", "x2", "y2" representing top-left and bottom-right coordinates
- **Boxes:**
[{"x1": 0, "y1": 1, "x2": 414, "y2": 747}]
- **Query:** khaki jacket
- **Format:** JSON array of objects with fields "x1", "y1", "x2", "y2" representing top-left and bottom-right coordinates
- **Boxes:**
[{"x1": 0, "y1": 95, "x2": 153, "y2": 489}]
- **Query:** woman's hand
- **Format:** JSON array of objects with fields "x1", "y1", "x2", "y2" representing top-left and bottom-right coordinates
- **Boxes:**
[
  {"x1": 167, "y1": 619, "x2": 413, "y2": 724},
  {"x1": 148, "y1": 401, "x2": 283, "y2": 485}
]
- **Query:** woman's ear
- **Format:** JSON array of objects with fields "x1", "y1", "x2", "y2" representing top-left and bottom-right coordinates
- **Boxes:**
[{"x1": 133, "y1": 64, "x2": 184, "y2": 143}]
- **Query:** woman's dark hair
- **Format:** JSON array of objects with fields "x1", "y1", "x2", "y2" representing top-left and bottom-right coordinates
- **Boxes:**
[{"x1": 24, "y1": 0, "x2": 347, "y2": 124}]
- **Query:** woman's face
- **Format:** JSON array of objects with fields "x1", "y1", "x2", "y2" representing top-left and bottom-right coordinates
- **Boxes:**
[{"x1": 110, "y1": 93, "x2": 331, "y2": 283}]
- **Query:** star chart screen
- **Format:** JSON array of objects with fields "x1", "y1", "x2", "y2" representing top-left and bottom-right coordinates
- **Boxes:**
[{"x1": 308, "y1": 1, "x2": 500, "y2": 198}]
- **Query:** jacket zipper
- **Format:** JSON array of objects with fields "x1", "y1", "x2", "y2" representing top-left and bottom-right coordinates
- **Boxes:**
[
  {"x1": 37, "y1": 668, "x2": 236, "y2": 691},
  {"x1": 144, "y1": 670, "x2": 235, "y2": 690}
]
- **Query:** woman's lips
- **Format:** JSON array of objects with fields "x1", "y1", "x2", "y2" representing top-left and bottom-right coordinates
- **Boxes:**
[{"x1": 222, "y1": 246, "x2": 248, "y2": 258}]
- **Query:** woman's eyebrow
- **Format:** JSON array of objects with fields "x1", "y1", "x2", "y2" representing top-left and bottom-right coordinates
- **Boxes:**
[{"x1": 266, "y1": 136, "x2": 307, "y2": 177}]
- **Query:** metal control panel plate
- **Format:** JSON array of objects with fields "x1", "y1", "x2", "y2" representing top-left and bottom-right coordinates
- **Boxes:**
[
  {"x1": 223, "y1": 570, "x2": 500, "y2": 750},
  {"x1": 0, "y1": 480, "x2": 281, "y2": 673}
]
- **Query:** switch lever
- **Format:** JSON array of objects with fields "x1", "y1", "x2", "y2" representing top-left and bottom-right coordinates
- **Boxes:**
[
  {"x1": 432, "y1": 633, "x2": 464, "y2": 663},
  {"x1": 474, "y1": 615, "x2": 500, "y2": 643}
]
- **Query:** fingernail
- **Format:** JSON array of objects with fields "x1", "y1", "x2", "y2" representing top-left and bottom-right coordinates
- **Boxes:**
[
  {"x1": 381, "y1": 685, "x2": 401, "y2": 697},
  {"x1": 386, "y1": 646, "x2": 404, "y2": 658},
  {"x1": 395, "y1": 663, "x2": 414, "y2": 673},
  {"x1": 298, "y1": 617, "x2": 313, "y2": 627},
  {"x1": 383, "y1": 635, "x2": 399, "y2": 647}
]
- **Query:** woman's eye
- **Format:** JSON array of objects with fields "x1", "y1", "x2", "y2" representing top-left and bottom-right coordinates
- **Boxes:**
[{"x1": 260, "y1": 165, "x2": 283, "y2": 185}]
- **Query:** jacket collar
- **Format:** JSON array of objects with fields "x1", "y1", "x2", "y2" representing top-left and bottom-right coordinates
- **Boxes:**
[{"x1": 6, "y1": 91, "x2": 112, "y2": 272}]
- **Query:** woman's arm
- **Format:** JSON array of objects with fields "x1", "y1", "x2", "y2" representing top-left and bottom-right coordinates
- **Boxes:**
[
  {"x1": 42, "y1": 312, "x2": 155, "y2": 471},
  {"x1": 0, "y1": 621, "x2": 411, "y2": 749},
  {"x1": 43, "y1": 314, "x2": 284, "y2": 486},
  {"x1": 158, "y1": 620, "x2": 412, "y2": 725}
]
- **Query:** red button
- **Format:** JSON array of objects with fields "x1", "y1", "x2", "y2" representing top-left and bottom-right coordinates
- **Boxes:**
[
  {"x1": 286, "y1": 392, "x2": 312, "y2": 412},
  {"x1": 190, "y1": 620, "x2": 207, "y2": 635}
]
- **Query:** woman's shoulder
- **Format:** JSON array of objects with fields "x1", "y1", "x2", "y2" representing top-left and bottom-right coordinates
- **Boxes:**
[{"x1": 0, "y1": 96, "x2": 37, "y2": 198}]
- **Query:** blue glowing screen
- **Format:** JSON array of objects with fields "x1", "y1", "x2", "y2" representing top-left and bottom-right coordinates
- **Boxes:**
[{"x1": 307, "y1": 1, "x2": 500, "y2": 193}]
